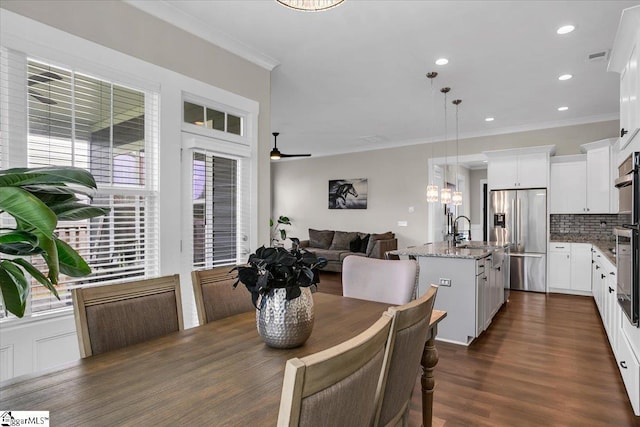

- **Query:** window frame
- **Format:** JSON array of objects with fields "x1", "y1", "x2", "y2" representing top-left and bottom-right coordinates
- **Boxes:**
[{"x1": 0, "y1": 50, "x2": 161, "y2": 320}]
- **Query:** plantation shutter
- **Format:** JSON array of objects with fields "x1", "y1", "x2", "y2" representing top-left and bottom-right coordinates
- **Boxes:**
[{"x1": 0, "y1": 49, "x2": 159, "y2": 317}]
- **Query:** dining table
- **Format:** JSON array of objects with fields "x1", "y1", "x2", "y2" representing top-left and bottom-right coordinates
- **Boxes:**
[{"x1": 0, "y1": 293, "x2": 446, "y2": 426}]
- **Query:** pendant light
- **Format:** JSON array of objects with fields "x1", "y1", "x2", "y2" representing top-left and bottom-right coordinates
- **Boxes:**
[
  {"x1": 452, "y1": 99, "x2": 463, "y2": 206},
  {"x1": 440, "y1": 87, "x2": 452, "y2": 205},
  {"x1": 426, "y1": 72, "x2": 439, "y2": 203}
]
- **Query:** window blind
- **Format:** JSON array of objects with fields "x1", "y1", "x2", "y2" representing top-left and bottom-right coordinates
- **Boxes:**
[
  {"x1": 192, "y1": 150, "x2": 251, "y2": 270},
  {"x1": 0, "y1": 49, "x2": 159, "y2": 317}
]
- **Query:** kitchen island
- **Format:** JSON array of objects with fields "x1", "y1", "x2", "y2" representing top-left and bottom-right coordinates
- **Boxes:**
[{"x1": 389, "y1": 241, "x2": 510, "y2": 345}]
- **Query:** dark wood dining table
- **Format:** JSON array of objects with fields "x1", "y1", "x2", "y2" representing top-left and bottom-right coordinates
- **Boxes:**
[{"x1": 0, "y1": 293, "x2": 446, "y2": 426}]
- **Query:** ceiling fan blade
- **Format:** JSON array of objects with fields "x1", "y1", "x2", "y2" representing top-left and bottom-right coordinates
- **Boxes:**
[
  {"x1": 280, "y1": 153, "x2": 311, "y2": 158},
  {"x1": 28, "y1": 89, "x2": 57, "y2": 105},
  {"x1": 28, "y1": 71, "x2": 63, "y2": 86},
  {"x1": 270, "y1": 131, "x2": 311, "y2": 159}
]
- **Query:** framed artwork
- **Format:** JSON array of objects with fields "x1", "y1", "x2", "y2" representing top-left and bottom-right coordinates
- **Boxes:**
[{"x1": 328, "y1": 178, "x2": 368, "y2": 209}]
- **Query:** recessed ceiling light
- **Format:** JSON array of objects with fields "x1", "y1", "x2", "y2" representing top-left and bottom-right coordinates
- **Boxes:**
[
  {"x1": 557, "y1": 25, "x2": 575, "y2": 35},
  {"x1": 558, "y1": 74, "x2": 573, "y2": 81},
  {"x1": 435, "y1": 58, "x2": 449, "y2": 65},
  {"x1": 485, "y1": 117, "x2": 494, "y2": 122},
  {"x1": 557, "y1": 106, "x2": 569, "y2": 111}
]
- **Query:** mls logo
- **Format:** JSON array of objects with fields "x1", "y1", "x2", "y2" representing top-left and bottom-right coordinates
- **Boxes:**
[{"x1": 1, "y1": 411, "x2": 14, "y2": 427}]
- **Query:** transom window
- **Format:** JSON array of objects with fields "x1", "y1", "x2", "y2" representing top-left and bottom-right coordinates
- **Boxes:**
[{"x1": 183, "y1": 101, "x2": 243, "y2": 136}]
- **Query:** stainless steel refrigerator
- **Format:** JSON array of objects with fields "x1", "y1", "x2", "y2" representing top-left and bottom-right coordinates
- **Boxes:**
[{"x1": 489, "y1": 189, "x2": 547, "y2": 292}]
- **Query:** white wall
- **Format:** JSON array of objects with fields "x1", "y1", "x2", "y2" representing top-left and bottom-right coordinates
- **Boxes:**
[
  {"x1": 0, "y1": 2, "x2": 270, "y2": 380},
  {"x1": 1, "y1": 0, "x2": 273, "y2": 246},
  {"x1": 272, "y1": 120, "x2": 619, "y2": 250}
]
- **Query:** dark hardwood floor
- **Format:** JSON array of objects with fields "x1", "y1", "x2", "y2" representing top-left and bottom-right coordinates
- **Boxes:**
[{"x1": 317, "y1": 272, "x2": 639, "y2": 427}]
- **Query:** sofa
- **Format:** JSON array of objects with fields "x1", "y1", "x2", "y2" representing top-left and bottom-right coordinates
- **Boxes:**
[{"x1": 299, "y1": 229, "x2": 398, "y2": 273}]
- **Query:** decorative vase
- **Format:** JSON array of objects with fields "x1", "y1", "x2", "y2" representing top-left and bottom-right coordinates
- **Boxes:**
[{"x1": 256, "y1": 287, "x2": 314, "y2": 348}]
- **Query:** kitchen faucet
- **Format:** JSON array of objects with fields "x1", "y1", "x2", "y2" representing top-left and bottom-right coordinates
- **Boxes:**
[{"x1": 453, "y1": 215, "x2": 471, "y2": 246}]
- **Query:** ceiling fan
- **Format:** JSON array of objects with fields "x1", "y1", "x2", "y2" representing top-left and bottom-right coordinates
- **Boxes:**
[
  {"x1": 270, "y1": 132, "x2": 311, "y2": 159},
  {"x1": 28, "y1": 71, "x2": 63, "y2": 105}
]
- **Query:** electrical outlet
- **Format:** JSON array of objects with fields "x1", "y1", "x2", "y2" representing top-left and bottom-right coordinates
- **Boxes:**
[
  {"x1": 439, "y1": 278, "x2": 451, "y2": 287},
  {"x1": 397, "y1": 220, "x2": 408, "y2": 227}
]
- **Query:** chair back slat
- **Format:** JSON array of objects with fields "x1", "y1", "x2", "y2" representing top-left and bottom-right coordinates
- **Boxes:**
[
  {"x1": 72, "y1": 274, "x2": 183, "y2": 358},
  {"x1": 278, "y1": 312, "x2": 394, "y2": 427},
  {"x1": 191, "y1": 267, "x2": 255, "y2": 324},
  {"x1": 375, "y1": 285, "x2": 438, "y2": 427}
]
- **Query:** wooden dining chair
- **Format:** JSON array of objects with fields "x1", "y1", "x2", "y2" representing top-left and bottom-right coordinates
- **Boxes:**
[
  {"x1": 277, "y1": 312, "x2": 394, "y2": 427},
  {"x1": 191, "y1": 266, "x2": 255, "y2": 325},
  {"x1": 374, "y1": 285, "x2": 439, "y2": 427},
  {"x1": 342, "y1": 255, "x2": 418, "y2": 305},
  {"x1": 72, "y1": 274, "x2": 184, "y2": 358}
]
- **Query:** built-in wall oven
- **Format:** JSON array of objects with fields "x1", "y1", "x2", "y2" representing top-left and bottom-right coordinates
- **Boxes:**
[{"x1": 614, "y1": 152, "x2": 639, "y2": 326}]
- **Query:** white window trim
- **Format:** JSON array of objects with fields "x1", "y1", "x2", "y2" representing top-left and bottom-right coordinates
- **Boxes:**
[{"x1": 1, "y1": 10, "x2": 259, "y2": 329}]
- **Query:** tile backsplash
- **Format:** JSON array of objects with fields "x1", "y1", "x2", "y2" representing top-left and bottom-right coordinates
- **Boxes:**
[{"x1": 550, "y1": 214, "x2": 627, "y2": 240}]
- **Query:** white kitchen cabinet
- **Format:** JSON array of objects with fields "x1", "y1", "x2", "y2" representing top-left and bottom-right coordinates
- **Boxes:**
[
  {"x1": 549, "y1": 159, "x2": 587, "y2": 214},
  {"x1": 609, "y1": 5, "x2": 640, "y2": 151},
  {"x1": 476, "y1": 257, "x2": 488, "y2": 337},
  {"x1": 571, "y1": 244, "x2": 593, "y2": 292},
  {"x1": 550, "y1": 139, "x2": 616, "y2": 214},
  {"x1": 487, "y1": 151, "x2": 549, "y2": 190},
  {"x1": 548, "y1": 242, "x2": 592, "y2": 294},
  {"x1": 586, "y1": 146, "x2": 612, "y2": 213},
  {"x1": 417, "y1": 252, "x2": 502, "y2": 345},
  {"x1": 590, "y1": 245, "x2": 638, "y2": 414},
  {"x1": 617, "y1": 332, "x2": 640, "y2": 415},
  {"x1": 549, "y1": 244, "x2": 571, "y2": 289}
]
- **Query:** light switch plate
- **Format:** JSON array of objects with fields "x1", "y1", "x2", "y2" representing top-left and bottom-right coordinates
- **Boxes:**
[
  {"x1": 439, "y1": 278, "x2": 451, "y2": 287},
  {"x1": 397, "y1": 221, "x2": 408, "y2": 227}
]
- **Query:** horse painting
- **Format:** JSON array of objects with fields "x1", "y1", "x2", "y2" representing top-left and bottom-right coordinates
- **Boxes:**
[{"x1": 328, "y1": 179, "x2": 367, "y2": 209}]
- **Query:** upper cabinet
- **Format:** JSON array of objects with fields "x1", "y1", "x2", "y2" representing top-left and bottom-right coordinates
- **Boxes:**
[
  {"x1": 608, "y1": 5, "x2": 640, "y2": 154},
  {"x1": 485, "y1": 146, "x2": 554, "y2": 190},
  {"x1": 550, "y1": 139, "x2": 617, "y2": 214},
  {"x1": 550, "y1": 156, "x2": 587, "y2": 214}
]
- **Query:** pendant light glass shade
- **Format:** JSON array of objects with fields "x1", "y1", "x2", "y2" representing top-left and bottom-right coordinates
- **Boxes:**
[
  {"x1": 426, "y1": 184, "x2": 439, "y2": 202},
  {"x1": 440, "y1": 187, "x2": 452, "y2": 204},
  {"x1": 440, "y1": 87, "x2": 450, "y2": 205},
  {"x1": 452, "y1": 191, "x2": 463, "y2": 206},
  {"x1": 452, "y1": 99, "x2": 463, "y2": 207},
  {"x1": 426, "y1": 72, "x2": 438, "y2": 203}
]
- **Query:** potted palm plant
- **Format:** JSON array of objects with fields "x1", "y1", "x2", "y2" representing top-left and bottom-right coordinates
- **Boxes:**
[
  {"x1": 0, "y1": 166, "x2": 109, "y2": 317},
  {"x1": 234, "y1": 238, "x2": 327, "y2": 348}
]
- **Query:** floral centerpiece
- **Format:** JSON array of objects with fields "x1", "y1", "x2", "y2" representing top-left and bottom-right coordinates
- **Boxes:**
[{"x1": 234, "y1": 238, "x2": 327, "y2": 348}]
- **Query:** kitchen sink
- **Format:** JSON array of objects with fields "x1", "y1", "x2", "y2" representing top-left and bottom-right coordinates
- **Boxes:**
[{"x1": 456, "y1": 242, "x2": 495, "y2": 250}]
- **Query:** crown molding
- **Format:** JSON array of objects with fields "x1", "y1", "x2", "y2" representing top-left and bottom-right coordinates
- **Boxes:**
[
  {"x1": 124, "y1": 0, "x2": 280, "y2": 71},
  {"x1": 304, "y1": 113, "x2": 619, "y2": 159}
]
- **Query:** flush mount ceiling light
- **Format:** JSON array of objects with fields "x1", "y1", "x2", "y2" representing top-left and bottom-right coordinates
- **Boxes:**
[
  {"x1": 276, "y1": 0, "x2": 345, "y2": 11},
  {"x1": 558, "y1": 74, "x2": 573, "y2": 81},
  {"x1": 435, "y1": 58, "x2": 449, "y2": 66},
  {"x1": 485, "y1": 117, "x2": 494, "y2": 122},
  {"x1": 557, "y1": 25, "x2": 575, "y2": 35},
  {"x1": 557, "y1": 106, "x2": 569, "y2": 111}
]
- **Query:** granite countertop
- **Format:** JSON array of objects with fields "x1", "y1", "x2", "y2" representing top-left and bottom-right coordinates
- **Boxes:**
[
  {"x1": 390, "y1": 241, "x2": 509, "y2": 260},
  {"x1": 550, "y1": 234, "x2": 616, "y2": 265}
]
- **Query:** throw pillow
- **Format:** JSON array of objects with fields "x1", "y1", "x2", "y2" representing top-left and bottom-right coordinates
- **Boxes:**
[
  {"x1": 359, "y1": 234, "x2": 370, "y2": 253},
  {"x1": 330, "y1": 231, "x2": 359, "y2": 250},
  {"x1": 365, "y1": 232, "x2": 395, "y2": 256},
  {"x1": 309, "y1": 229, "x2": 334, "y2": 249},
  {"x1": 349, "y1": 236, "x2": 362, "y2": 252}
]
